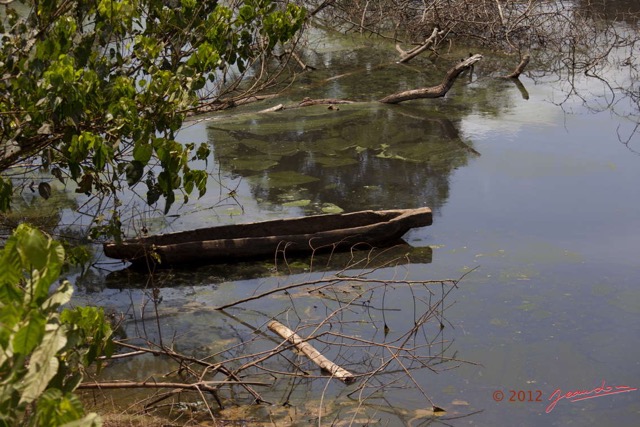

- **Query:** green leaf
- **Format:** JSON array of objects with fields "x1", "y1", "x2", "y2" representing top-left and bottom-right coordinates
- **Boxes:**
[
  {"x1": 164, "y1": 191, "x2": 175, "y2": 214},
  {"x1": 13, "y1": 313, "x2": 46, "y2": 356},
  {"x1": 0, "y1": 240, "x2": 22, "y2": 287},
  {"x1": 146, "y1": 184, "x2": 162, "y2": 205},
  {"x1": 42, "y1": 280, "x2": 74, "y2": 311},
  {"x1": 196, "y1": 143, "x2": 210, "y2": 162},
  {"x1": 15, "y1": 224, "x2": 50, "y2": 271},
  {"x1": 35, "y1": 389, "x2": 89, "y2": 426},
  {"x1": 19, "y1": 325, "x2": 67, "y2": 405},
  {"x1": 133, "y1": 142, "x2": 153, "y2": 164}
]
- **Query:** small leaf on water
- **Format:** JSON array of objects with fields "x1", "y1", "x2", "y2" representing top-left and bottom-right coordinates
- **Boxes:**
[{"x1": 38, "y1": 182, "x2": 51, "y2": 200}]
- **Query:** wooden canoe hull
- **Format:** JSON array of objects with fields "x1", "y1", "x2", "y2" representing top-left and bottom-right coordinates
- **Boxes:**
[{"x1": 103, "y1": 207, "x2": 432, "y2": 267}]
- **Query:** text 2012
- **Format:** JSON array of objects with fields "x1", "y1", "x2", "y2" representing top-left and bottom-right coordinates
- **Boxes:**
[
  {"x1": 492, "y1": 390, "x2": 543, "y2": 402},
  {"x1": 509, "y1": 390, "x2": 542, "y2": 402}
]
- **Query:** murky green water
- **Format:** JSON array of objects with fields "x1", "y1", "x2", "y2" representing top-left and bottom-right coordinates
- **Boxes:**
[{"x1": 67, "y1": 25, "x2": 640, "y2": 427}]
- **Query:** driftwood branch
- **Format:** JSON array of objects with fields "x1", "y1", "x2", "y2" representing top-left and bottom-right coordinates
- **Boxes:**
[
  {"x1": 379, "y1": 54, "x2": 483, "y2": 104},
  {"x1": 258, "y1": 103, "x2": 285, "y2": 113},
  {"x1": 298, "y1": 97, "x2": 357, "y2": 107},
  {"x1": 396, "y1": 28, "x2": 444, "y2": 63},
  {"x1": 268, "y1": 320, "x2": 356, "y2": 384},
  {"x1": 501, "y1": 53, "x2": 531, "y2": 79}
]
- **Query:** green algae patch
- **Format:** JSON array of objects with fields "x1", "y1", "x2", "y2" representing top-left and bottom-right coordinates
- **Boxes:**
[
  {"x1": 321, "y1": 203, "x2": 344, "y2": 214},
  {"x1": 282, "y1": 199, "x2": 311, "y2": 207},
  {"x1": 257, "y1": 171, "x2": 320, "y2": 187}
]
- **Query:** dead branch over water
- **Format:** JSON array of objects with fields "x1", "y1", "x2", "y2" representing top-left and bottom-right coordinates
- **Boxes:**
[
  {"x1": 83, "y1": 254, "x2": 477, "y2": 424},
  {"x1": 379, "y1": 54, "x2": 483, "y2": 103}
]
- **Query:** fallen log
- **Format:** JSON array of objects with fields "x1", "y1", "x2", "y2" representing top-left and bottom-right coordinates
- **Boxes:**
[
  {"x1": 268, "y1": 320, "x2": 356, "y2": 384},
  {"x1": 379, "y1": 54, "x2": 483, "y2": 104}
]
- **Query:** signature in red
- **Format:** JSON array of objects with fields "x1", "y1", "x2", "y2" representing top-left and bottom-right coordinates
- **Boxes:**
[{"x1": 546, "y1": 380, "x2": 638, "y2": 413}]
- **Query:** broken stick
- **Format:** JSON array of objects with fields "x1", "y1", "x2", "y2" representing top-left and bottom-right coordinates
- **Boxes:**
[{"x1": 267, "y1": 320, "x2": 356, "y2": 384}]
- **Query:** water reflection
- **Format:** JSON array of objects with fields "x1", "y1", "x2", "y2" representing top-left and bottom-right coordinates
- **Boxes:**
[
  {"x1": 576, "y1": 0, "x2": 640, "y2": 21},
  {"x1": 104, "y1": 243, "x2": 433, "y2": 288},
  {"x1": 208, "y1": 104, "x2": 478, "y2": 214}
]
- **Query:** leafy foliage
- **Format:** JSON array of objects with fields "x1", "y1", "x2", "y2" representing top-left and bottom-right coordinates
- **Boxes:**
[
  {"x1": 0, "y1": 224, "x2": 113, "y2": 426},
  {"x1": 0, "y1": 0, "x2": 305, "y2": 236}
]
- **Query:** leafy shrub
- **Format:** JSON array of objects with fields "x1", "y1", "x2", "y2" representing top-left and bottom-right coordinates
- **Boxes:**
[{"x1": 0, "y1": 224, "x2": 113, "y2": 427}]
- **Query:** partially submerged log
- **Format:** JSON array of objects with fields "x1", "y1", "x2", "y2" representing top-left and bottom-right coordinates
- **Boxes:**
[
  {"x1": 379, "y1": 54, "x2": 483, "y2": 104},
  {"x1": 268, "y1": 320, "x2": 356, "y2": 384},
  {"x1": 298, "y1": 97, "x2": 357, "y2": 107}
]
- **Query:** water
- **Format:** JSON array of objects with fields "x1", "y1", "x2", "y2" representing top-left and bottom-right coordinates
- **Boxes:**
[{"x1": 72, "y1": 29, "x2": 640, "y2": 426}]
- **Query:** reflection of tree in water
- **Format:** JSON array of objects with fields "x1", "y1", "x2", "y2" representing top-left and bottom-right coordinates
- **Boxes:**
[
  {"x1": 576, "y1": 0, "x2": 640, "y2": 22},
  {"x1": 272, "y1": 148, "x2": 455, "y2": 212},
  {"x1": 522, "y1": 0, "x2": 640, "y2": 149},
  {"x1": 0, "y1": 185, "x2": 78, "y2": 238},
  {"x1": 208, "y1": 110, "x2": 476, "y2": 214}
]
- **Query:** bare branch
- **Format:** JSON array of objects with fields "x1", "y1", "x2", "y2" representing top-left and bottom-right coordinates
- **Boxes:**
[{"x1": 380, "y1": 54, "x2": 483, "y2": 103}]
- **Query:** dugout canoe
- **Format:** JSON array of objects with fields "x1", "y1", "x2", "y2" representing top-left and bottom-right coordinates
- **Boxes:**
[{"x1": 103, "y1": 207, "x2": 432, "y2": 267}]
